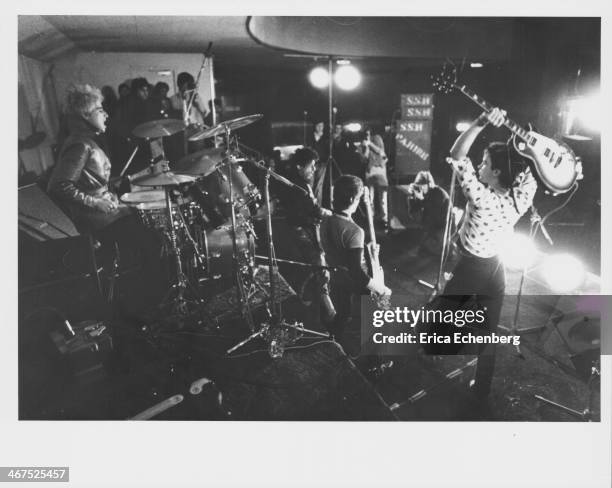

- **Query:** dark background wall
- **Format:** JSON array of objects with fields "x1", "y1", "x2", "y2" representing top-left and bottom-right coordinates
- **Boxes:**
[{"x1": 216, "y1": 18, "x2": 600, "y2": 185}]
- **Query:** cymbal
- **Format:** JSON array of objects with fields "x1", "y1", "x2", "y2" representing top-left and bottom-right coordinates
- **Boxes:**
[
  {"x1": 173, "y1": 148, "x2": 225, "y2": 177},
  {"x1": 188, "y1": 114, "x2": 263, "y2": 141},
  {"x1": 131, "y1": 171, "x2": 196, "y2": 187},
  {"x1": 132, "y1": 119, "x2": 186, "y2": 139}
]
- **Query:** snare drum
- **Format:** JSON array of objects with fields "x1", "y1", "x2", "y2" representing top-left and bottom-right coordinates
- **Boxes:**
[{"x1": 120, "y1": 190, "x2": 197, "y2": 230}]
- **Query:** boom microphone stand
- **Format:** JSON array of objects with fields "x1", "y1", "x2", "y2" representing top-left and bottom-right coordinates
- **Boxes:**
[{"x1": 226, "y1": 160, "x2": 330, "y2": 357}]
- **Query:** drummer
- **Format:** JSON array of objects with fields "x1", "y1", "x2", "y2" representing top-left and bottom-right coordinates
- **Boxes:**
[
  {"x1": 48, "y1": 83, "x2": 162, "y2": 291},
  {"x1": 48, "y1": 83, "x2": 131, "y2": 234}
]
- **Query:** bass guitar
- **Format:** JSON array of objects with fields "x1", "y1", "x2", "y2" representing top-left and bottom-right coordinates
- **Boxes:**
[
  {"x1": 362, "y1": 187, "x2": 390, "y2": 308},
  {"x1": 433, "y1": 65, "x2": 581, "y2": 195}
]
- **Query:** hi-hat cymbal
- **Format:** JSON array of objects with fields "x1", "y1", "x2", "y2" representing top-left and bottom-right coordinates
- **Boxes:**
[
  {"x1": 132, "y1": 119, "x2": 186, "y2": 139},
  {"x1": 188, "y1": 114, "x2": 263, "y2": 141},
  {"x1": 174, "y1": 148, "x2": 225, "y2": 177},
  {"x1": 131, "y1": 171, "x2": 196, "y2": 187}
]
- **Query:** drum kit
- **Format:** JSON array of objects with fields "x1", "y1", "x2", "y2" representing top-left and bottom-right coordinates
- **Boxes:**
[
  {"x1": 119, "y1": 113, "x2": 329, "y2": 356},
  {"x1": 120, "y1": 115, "x2": 263, "y2": 320}
]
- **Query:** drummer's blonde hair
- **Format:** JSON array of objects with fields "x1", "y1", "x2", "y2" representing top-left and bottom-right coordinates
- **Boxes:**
[{"x1": 65, "y1": 84, "x2": 103, "y2": 117}]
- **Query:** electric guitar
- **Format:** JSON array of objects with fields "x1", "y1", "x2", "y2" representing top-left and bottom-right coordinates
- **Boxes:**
[
  {"x1": 433, "y1": 65, "x2": 581, "y2": 195},
  {"x1": 362, "y1": 187, "x2": 390, "y2": 309}
]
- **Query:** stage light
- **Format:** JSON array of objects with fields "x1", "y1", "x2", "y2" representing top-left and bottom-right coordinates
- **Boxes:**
[
  {"x1": 456, "y1": 121, "x2": 471, "y2": 132},
  {"x1": 335, "y1": 65, "x2": 361, "y2": 90},
  {"x1": 470, "y1": 62, "x2": 483, "y2": 68},
  {"x1": 336, "y1": 59, "x2": 351, "y2": 66},
  {"x1": 309, "y1": 66, "x2": 329, "y2": 89},
  {"x1": 344, "y1": 122, "x2": 362, "y2": 132},
  {"x1": 499, "y1": 232, "x2": 538, "y2": 270},
  {"x1": 565, "y1": 92, "x2": 601, "y2": 133},
  {"x1": 541, "y1": 253, "x2": 585, "y2": 292}
]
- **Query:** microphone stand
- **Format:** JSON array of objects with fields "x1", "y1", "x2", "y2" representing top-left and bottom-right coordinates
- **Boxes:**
[
  {"x1": 226, "y1": 160, "x2": 330, "y2": 357},
  {"x1": 499, "y1": 205, "x2": 552, "y2": 354}
]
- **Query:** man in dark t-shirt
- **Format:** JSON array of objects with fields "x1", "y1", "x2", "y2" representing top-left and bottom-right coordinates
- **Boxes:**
[{"x1": 320, "y1": 175, "x2": 391, "y2": 338}]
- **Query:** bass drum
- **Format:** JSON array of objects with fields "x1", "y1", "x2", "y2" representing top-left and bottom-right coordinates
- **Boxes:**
[
  {"x1": 194, "y1": 225, "x2": 256, "y2": 296},
  {"x1": 194, "y1": 162, "x2": 260, "y2": 225}
]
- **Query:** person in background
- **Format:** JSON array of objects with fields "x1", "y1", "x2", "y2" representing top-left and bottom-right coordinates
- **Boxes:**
[
  {"x1": 117, "y1": 83, "x2": 130, "y2": 103},
  {"x1": 361, "y1": 129, "x2": 389, "y2": 228},
  {"x1": 129, "y1": 77, "x2": 152, "y2": 125},
  {"x1": 170, "y1": 71, "x2": 207, "y2": 126},
  {"x1": 150, "y1": 81, "x2": 171, "y2": 117},
  {"x1": 101, "y1": 86, "x2": 118, "y2": 119},
  {"x1": 310, "y1": 120, "x2": 328, "y2": 162},
  {"x1": 320, "y1": 174, "x2": 391, "y2": 340},
  {"x1": 407, "y1": 170, "x2": 452, "y2": 256},
  {"x1": 310, "y1": 120, "x2": 329, "y2": 205}
]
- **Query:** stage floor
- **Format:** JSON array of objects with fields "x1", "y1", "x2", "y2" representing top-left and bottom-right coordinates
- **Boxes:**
[{"x1": 18, "y1": 227, "x2": 601, "y2": 421}]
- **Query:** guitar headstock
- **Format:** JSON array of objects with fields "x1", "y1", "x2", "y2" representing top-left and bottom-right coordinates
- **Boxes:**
[
  {"x1": 432, "y1": 63, "x2": 458, "y2": 94},
  {"x1": 362, "y1": 186, "x2": 371, "y2": 206}
]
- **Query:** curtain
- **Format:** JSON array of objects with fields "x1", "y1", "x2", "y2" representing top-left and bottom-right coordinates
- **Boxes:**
[{"x1": 18, "y1": 54, "x2": 61, "y2": 179}]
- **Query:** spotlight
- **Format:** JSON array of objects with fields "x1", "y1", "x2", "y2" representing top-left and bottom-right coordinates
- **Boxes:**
[
  {"x1": 336, "y1": 59, "x2": 351, "y2": 66},
  {"x1": 309, "y1": 66, "x2": 329, "y2": 89},
  {"x1": 344, "y1": 122, "x2": 362, "y2": 132},
  {"x1": 335, "y1": 65, "x2": 361, "y2": 90},
  {"x1": 541, "y1": 253, "x2": 585, "y2": 292},
  {"x1": 470, "y1": 62, "x2": 483, "y2": 68},
  {"x1": 499, "y1": 232, "x2": 538, "y2": 270},
  {"x1": 565, "y1": 93, "x2": 601, "y2": 133},
  {"x1": 455, "y1": 121, "x2": 471, "y2": 132}
]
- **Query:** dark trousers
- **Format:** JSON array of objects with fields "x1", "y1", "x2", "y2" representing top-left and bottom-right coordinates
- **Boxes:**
[{"x1": 439, "y1": 248, "x2": 506, "y2": 396}]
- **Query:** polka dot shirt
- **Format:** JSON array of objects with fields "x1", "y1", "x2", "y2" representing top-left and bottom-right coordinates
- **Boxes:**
[{"x1": 447, "y1": 157, "x2": 538, "y2": 258}]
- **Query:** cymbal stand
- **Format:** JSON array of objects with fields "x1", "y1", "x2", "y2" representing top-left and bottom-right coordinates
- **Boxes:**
[
  {"x1": 222, "y1": 124, "x2": 256, "y2": 334},
  {"x1": 499, "y1": 205, "x2": 553, "y2": 355},
  {"x1": 227, "y1": 160, "x2": 329, "y2": 357},
  {"x1": 159, "y1": 186, "x2": 204, "y2": 318}
]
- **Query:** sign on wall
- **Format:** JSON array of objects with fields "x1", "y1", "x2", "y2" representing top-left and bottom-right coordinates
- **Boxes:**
[{"x1": 395, "y1": 93, "x2": 434, "y2": 177}]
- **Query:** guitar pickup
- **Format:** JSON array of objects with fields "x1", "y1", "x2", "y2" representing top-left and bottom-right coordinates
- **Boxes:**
[{"x1": 544, "y1": 148, "x2": 551, "y2": 157}]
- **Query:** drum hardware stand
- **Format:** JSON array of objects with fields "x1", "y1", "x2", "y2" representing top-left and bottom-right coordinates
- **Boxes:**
[
  {"x1": 226, "y1": 162, "x2": 330, "y2": 358},
  {"x1": 426, "y1": 170, "x2": 458, "y2": 298},
  {"x1": 221, "y1": 124, "x2": 256, "y2": 333},
  {"x1": 533, "y1": 315, "x2": 600, "y2": 420},
  {"x1": 159, "y1": 186, "x2": 205, "y2": 319},
  {"x1": 533, "y1": 365, "x2": 598, "y2": 420},
  {"x1": 106, "y1": 242, "x2": 121, "y2": 304}
]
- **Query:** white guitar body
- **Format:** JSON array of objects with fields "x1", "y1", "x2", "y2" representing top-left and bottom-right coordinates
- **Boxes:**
[
  {"x1": 432, "y1": 65, "x2": 581, "y2": 195},
  {"x1": 512, "y1": 131, "x2": 580, "y2": 195}
]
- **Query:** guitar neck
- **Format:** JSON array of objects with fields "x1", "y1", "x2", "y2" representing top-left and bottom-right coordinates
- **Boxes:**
[
  {"x1": 363, "y1": 189, "x2": 377, "y2": 248},
  {"x1": 458, "y1": 85, "x2": 531, "y2": 141}
]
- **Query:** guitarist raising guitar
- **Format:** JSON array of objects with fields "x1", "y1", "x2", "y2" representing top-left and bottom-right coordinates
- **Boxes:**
[
  {"x1": 427, "y1": 106, "x2": 541, "y2": 399},
  {"x1": 422, "y1": 65, "x2": 583, "y2": 401}
]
